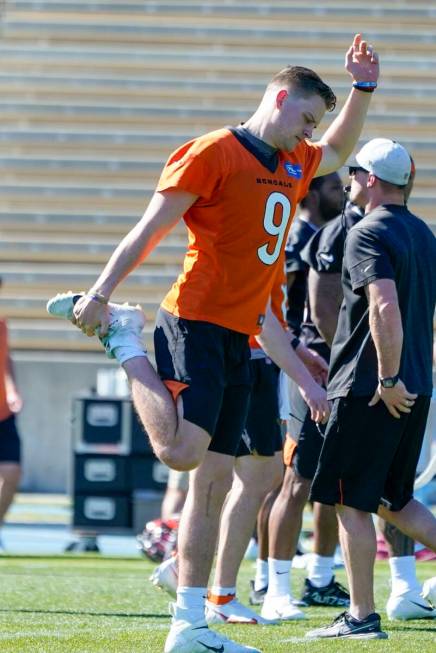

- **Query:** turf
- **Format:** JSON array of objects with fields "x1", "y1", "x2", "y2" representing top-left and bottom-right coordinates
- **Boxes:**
[{"x1": 0, "y1": 555, "x2": 434, "y2": 652}]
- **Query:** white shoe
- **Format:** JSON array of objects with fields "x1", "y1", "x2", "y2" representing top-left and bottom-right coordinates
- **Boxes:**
[
  {"x1": 260, "y1": 594, "x2": 306, "y2": 621},
  {"x1": 205, "y1": 597, "x2": 276, "y2": 625},
  {"x1": 422, "y1": 577, "x2": 436, "y2": 607},
  {"x1": 150, "y1": 556, "x2": 178, "y2": 599},
  {"x1": 386, "y1": 589, "x2": 436, "y2": 620},
  {"x1": 47, "y1": 291, "x2": 147, "y2": 363},
  {"x1": 164, "y1": 604, "x2": 262, "y2": 653}
]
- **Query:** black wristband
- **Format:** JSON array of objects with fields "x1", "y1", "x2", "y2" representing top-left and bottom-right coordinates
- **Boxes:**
[{"x1": 291, "y1": 336, "x2": 301, "y2": 350}]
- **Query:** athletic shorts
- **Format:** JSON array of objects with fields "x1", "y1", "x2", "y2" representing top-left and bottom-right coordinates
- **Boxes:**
[
  {"x1": 310, "y1": 395, "x2": 431, "y2": 514},
  {"x1": 236, "y1": 357, "x2": 283, "y2": 457},
  {"x1": 282, "y1": 376, "x2": 325, "y2": 479},
  {"x1": 154, "y1": 308, "x2": 251, "y2": 456},
  {"x1": 0, "y1": 414, "x2": 21, "y2": 463}
]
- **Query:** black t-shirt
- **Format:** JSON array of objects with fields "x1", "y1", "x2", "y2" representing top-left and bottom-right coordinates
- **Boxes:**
[
  {"x1": 301, "y1": 203, "x2": 364, "y2": 275},
  {"x1": 328, "y1": 204, "x2": 436, "y2": 399},
  {"x1": 300, "y1": 203, "x2": 364, "y2": 359},
  {"x1": 285, "y1": 216, "x2": 317, "y2": 334}
]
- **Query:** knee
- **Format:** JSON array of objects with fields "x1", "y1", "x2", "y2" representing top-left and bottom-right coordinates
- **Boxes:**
[
  {"x1": 0, "y1": 464, "x2": 21, "y2": 486},
  {"x1": 158, "y1": 447, "x2": 201, "y2": 472}
]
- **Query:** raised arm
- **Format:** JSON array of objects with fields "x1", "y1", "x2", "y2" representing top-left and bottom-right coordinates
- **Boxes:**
[
  {"x1": 316, "y1": 34, "x2": 380, "y2": 176},
  {"x1": 73, "y1": 189, "x2": 198, "y2": 335}
]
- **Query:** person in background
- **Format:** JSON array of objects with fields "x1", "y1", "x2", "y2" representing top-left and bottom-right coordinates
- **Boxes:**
[
  {"x1": 0, "y1": 276, "x2": 23, "y2": 550},
  {"x1": 307, "y1": 138, "x2": 436, "y2": 640}
]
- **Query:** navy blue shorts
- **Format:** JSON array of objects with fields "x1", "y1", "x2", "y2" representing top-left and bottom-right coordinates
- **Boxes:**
[
  {"x1": 286, "y1": 377, "x2": 325, "y2": 479},
  {"x1": 236, "y1": 357, "x2": 283, "y2": 457},
  {"x1": 154, "y1": 308, "x2": 251, "y2": 456},
  {"x1": 0, "y1": 414, "x2": 21, "y2": 463}
]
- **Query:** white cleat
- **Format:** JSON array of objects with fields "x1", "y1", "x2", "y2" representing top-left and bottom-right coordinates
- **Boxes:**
[
  {"x1": 46, "y1": 291, "x2": 83, "y2": 320},
  {"x1": 386, "y1": 589, "x2": 436, "y2": 620},
  {"x1": 150, "y1": 556, "x2": 178, "y2": 599},
  {"x1": 422, "y1": 577, "x2": 436, "y2": 607},
  {"x1": 205, "y1": 597, "x2": 277, "y2": 625},
  {"x1": 46, "y1": 291, "x2": 147, "y2": 363},
  {"x1": 260, "y1": 594, "x2": 306, "y2": 621},
  {"x1": 164, "y1": 604, "x2": 262, "y2": 653}
]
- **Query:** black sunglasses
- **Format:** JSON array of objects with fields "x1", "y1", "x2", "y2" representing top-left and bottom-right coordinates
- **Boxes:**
[{"x1": 348, "y1": 166, "x2": 368, "y2": 176}]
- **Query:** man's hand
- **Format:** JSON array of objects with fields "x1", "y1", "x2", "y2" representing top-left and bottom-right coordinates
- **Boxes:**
[
  {"x1": 346, "y1": 33, "x2": 379, "y2": 83},
  {"x1": 299, "y1": 381, "x2": 330, "y2": 424},
  {"x1": 295, "y1": 342, "x2": 329, "y2": 386},
  {"x1": 72, "y1": 296, "x2": 110, "y2": 337},
  {"x1": 7, "y1": 389, "x2": 23, "y2": 414},
  {"x1": 368, "y1": 379, "x2": 417, "y2": 419}
]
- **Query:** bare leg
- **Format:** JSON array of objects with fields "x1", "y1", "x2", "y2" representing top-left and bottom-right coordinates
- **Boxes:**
[
  {"x1": 257, "y1": 486, "x2": 281, "y2": 561},
  {"x1": 336, "y1": 505, "x2": 376, "y2": 619},
  {"x1": 378, "y1": 499, "x2": 436, "y2": 551},
  {"x1": 378, "y1": 518, "x2": 414, "y2": 557},
  {"x1": 161, "y1": 469, "x2": 189, "y2": 520},
  {"x1": 0, "y1": 464, "x2": 21, "y2": 524},
  {"x1": 213, "y1": 453, "x2": 283, "y2": 588},
  {"x1": 177, "y1": 451, "x2": 234, "y2": 587},
  {"x1": 313, "y1": 502, "x2": 338, "y2": 556},
  {"x1": 125, "y1": 357, "x2": 211, "y2": 471},
  {"x1": 268, "y1": 466, "x2": 311, "y2": 559}
]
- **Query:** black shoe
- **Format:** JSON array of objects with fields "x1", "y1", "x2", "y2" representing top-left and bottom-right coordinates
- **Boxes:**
[
  {"x1": 300, "y1": 576, "x2": 350, "y2": 607},
  {"x1": 306, "y1": 611, "x2": 388, "y2": 639},
  {"x1": 249, "y1": 580, "x2": 267, "y2": 606}
]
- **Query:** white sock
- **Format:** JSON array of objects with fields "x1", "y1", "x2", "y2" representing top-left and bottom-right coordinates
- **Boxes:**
[
  {"x1": 176, "y1": 586, "x2": 207, "y2": 623},
  {"x1": 209, "y1": 586, "x2": 236, "y2": 599},
  {"x1": 307, "y1": 554, "x2": 334, "y2": 588},
  {"x1": 389, "y1": 556, "x2": 421, "y2": 595},
  {"x1": 254, "y1": 558, "x2": 269, "y2": 592},
  {"x1": 266, "y1": 558, "x2": 292, "y2": 598}
]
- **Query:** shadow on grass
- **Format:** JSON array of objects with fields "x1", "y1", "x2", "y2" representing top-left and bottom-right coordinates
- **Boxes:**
[{"x1": 0, "y1": 608, "x2": 167, "y2": 619}]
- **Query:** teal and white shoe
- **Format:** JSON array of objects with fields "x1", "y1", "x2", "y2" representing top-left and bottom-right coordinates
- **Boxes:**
[{"x1": 47, "y1": 291, "x2": 147, "y2": 364}]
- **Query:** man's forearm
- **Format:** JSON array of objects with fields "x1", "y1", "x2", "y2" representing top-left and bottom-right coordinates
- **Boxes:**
[
  {"x1": 320, "y1": 89, "x2": 372, "y2": 172},
  {"x1": 255, "y1": 310, "x2": 315, "y2": 390},
  {"x1": 308, "y1": 269, "x2": 342, "y2": 347},
  {"x1": 369, "y1": 301, "x2": 403, "y2": 378}
]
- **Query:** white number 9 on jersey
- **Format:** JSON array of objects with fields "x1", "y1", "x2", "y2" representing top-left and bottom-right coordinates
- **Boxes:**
[{"x1": 257, "y1": 192, "x2": 292, "y2": 265}]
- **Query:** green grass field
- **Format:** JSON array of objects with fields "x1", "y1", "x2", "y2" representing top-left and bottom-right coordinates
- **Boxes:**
[{"x1": 0, "y1": 555, "x2": 434, "y2": 652}]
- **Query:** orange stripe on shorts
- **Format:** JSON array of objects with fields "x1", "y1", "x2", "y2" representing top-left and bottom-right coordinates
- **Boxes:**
[
  {"x1": 283, "y1": 434, "x2": 298, "y2": 467},
  {"x1": 163, "y1": 379, "x2": 189, "y2": 402},
  {"x1": 339, "y1": 479, "x2": 344, "y2": 505}
]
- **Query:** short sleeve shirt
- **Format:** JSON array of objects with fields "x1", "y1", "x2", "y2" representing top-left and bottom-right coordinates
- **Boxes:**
[
  {"x1": 328, "y1": 204, "x2": 436, "y2": 399},
  {"x1": 301, "y1": 203, "x2": 364, "y2": 275},
  {"x1": 157, "y1": 128, "x2": 322, "y2": 335}
]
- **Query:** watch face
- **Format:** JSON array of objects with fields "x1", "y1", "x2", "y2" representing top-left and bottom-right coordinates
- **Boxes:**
[{"x1": 383, "y1": 379, "x2": 394, "y2": 388}]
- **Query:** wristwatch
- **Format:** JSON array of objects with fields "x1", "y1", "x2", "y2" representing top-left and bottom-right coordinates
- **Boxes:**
[{"x1": 379, "y1": 374, "x2": 399, "y2": 389}]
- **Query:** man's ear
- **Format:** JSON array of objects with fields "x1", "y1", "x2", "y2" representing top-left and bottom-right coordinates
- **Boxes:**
[
  {"x1": 367, "y1": 173, "x2": 377, "y2": 188},
  {"x1": 276, "y1": 89, "x2": 288, "y2": 109}
]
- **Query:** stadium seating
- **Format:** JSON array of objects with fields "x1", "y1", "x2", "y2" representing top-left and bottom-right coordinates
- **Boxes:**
[{"x1": 1, "y1": 0, "x2": 435, "y2": 352}]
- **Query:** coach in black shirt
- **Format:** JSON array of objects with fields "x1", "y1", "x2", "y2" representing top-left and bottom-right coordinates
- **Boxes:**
[{"x1": 307, "y1": 138, "x2": 436, "y2": 640}]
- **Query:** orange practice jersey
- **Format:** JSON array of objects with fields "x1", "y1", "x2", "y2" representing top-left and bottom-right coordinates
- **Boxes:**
[
  {"x1": 158, "y1": 128, "x2": 322, "y2": 335},
  {"x1": 248, "y1": 253, "x2": 287, "y2": 349},
  {"x1": 0, "y1": 319, "x2": 11, "y2": 421}
]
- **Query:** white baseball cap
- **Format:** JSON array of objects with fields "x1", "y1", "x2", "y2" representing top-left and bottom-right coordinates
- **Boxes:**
[{"x1": 355, "y1": 138, "x2": 411, "y2": 186}]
